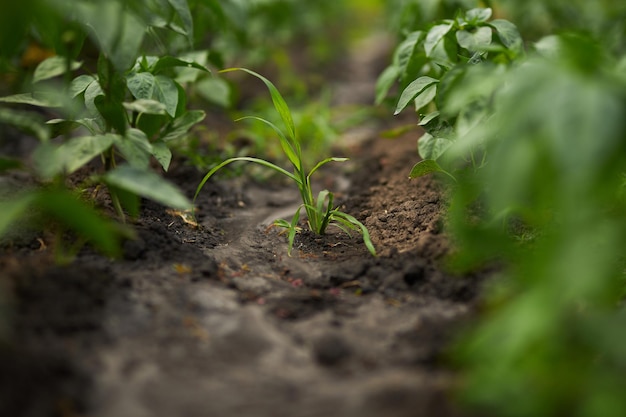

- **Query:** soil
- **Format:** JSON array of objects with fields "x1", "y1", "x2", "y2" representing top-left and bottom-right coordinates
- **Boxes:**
[{"x1": 0, "y1": 34, "x2": 487, "y2": 417}]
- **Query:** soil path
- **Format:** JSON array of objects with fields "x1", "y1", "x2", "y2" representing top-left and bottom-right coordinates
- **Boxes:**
[{"x1": 0, "y1": 35, "x2": 483, "y2": 417}]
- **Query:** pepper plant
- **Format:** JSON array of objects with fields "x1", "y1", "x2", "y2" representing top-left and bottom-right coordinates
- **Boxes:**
[
  {"x1": 376, "y1": 7, "x2": 523, "y2": 180},
  {"x1": 194, "y1": 68, "x2": 376, "y2": 256}
]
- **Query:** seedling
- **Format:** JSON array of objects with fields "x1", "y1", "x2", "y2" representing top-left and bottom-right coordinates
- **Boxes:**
[{"x1": 193, "y1": 68, "x2": 376, "y2": 256}]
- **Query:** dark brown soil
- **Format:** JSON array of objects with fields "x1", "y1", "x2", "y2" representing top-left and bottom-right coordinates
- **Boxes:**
[{"x1": 0, "y1": 34, "x2": 486, "y2": 417}]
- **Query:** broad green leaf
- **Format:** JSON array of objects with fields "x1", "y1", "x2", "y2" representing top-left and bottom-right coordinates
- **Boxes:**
[
  {"x1": 465, "y1": 8, "x2": 492, "y2": 24},
  {"x1": 418, "y1": 132, "x2": 453, "y2": 160},
  {"x1": 59, "y1": 134, "x2": 117, "y2": 173},
  {"x1": 35, "y1": 189, "x2": 126, "y2": 257},
  {"x1": 33, "y1": 56, "x2": 82, "y2": 83},
  {"x1": 394, "y1": 76, "x2": 439, "y2": 115},
  {"x1": 394, "y1": 30, "x2": 423, "y2": 71},
  {"x1": 456, "y1": 27, "x2": 493, "y2": 51},
  {"x1": 127, "y1": 72, "x2": 156, "y2": 100},
  {"x1": 153, "y1": 56, "x2": 209, "y2": 74},
  {"x1": 94, "y1": 95, "x2": 128, "y2": 134},
  {"x1": 104, "y1": 164, "x2": 192, "y2": 210},
  {"x1": 196, "y1": 77, "x2": 231, "y2": 107},
  {"x1": 0, "y1": 93, "x2": 63, "y2": 107},
  {"x1": 46, "y1": 119, "x2": 81, "y2": 138},
  {"x1": 375, "y1": 66, "x2": 400, "y2": 105},
  {"x1": 489, "y1": 20, "x2": 523, "y2": 51},
  {"x1": 409, "y1": 159, "x2": 455, "y2": 182},
  {"x1": 115, "y1": 129, "x2": 152, "y2": 169},
  {"x1": 0, "y1": 108, "x2": 49, "y2": 142},
  {"x1": 84, "y1": 79, "x2": 104, "y2": 116},
  {"x1": 424, "y1": 23, "x2": 453, "y2": 57},
  {"x1": 161, "y1": 110, "x2": 205, "y2": 142},
  {"x1": 413, "y1": 83, "x2": 437, "y2": 112},
  {"x1": 0, "y1": 193, "x2": 36, "y2": 239},
  {"x1": 32, "y1": 142, "x2": 64, "y2": 180},
  {"x1": 175, "y1": 51, "x2": 210, "y2": 83},
  {"x1": 151, "y1": 140, "x2": 172, "y2": 171},
  {"x1": 70, "y1": 75, "x2": 96, "y2": 98},
  {"x1": 153, "y1": 75, "x2": 179, "y2": 117},
  {"x1": 168, "y1": 0, "x2": 193, "y2": 44},
  {"x1": 123, "y1": 99, "x2": 167, "y2": 115}
]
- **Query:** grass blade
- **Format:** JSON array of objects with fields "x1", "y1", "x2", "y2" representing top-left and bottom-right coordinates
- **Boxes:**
[
  {"x1": 332, "y1": 211, "x2": 377, "y2": 256},
  {"x1": 237, "y1": 116, "x2": 301, "y2": 171}
]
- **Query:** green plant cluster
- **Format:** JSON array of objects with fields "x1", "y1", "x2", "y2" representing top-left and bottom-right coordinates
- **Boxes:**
[{"x1": 379, "y1": 3, "x2": 626, "y2": 417}]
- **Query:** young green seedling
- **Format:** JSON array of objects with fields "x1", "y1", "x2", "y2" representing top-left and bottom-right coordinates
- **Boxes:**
[{"x1": 193, "y1": 68, "x2": 376, "y2": 256}]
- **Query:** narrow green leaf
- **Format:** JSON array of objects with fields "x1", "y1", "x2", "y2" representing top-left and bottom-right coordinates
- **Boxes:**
[
  {"x1": 394, "y1": 76, "x2": 439, "y2": 115},
  {"x1": 33, "y1": 56, "x2": 82, "y2": 83},
  {"x1": 286, "y1": 207, "x2": 302, "y2": 256},
  {"x1": 194, "y1": 157, "x2": 298, "y2": 205},
  {"x1": 104, "y1": 164, "x2": 191, "y2": 210},
  {"x1": 224, "y1": 68, "x2": 296, "y2": 142},
  {"x1": 307, "y1": 157, "x2": 348, "y2": 179},
  {"x1": 237, "y1": 116, "x2": 301, "y2": 171},
  {"x1": 331, "y1": 211, "x2": 376, "y2": 256}
]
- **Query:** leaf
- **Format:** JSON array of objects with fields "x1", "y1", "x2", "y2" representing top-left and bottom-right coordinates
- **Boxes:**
[
  {"x1": 0, "y1": 156, "x2": 22, "y2": 172},
  {"x1": 394, "y1": 76, "x2": 439, "y2": 115},
  {"x1": 167, "y1": 0, "x2": 194, "y2": 44},
  {"x1": 330, "y1": 211, "x2": 376, "y2": 256},
  {"x1": 161, "y1": 110, "x2": 205, "y2": 142},
  {"x1": 33, "y1": 56, "x2": 82, "y2": 83},
  {"x1": 225, "y1": 68, "x2": 296, "y2": 142},
  {"x1": 84, "y1": 79, "x2": 104, "y2": 116},
  {"x1": 153, "y1": 75, "x2": 179, "y2": 117},
  {"x1": 456, "y1": 27, "x2": 493, "y2": 51},
  {"x1": 0, "y1": 108, "x2": 49, "y2": 142},
  {"x1": 152, "y1": 56, "x2": 209, "y2": 74},
  {"x1": 0, "y1": 92, "x2": 63, "y2": 107},
  {"x1": 465, "y1": 8, "x2": 492, "y2": 24},
  {"x1": 115, "y1": 129, "x2": 152, "y2": 169},
  {"x1": 123, "y1": 99, "x2": 167, "y2": 115},
  {"x1": 94, "y1": 95, "x2": 128, "y2": 134},
  {"x1": 237, "y1": 116, "x2": 301, "y2": 171},
  {"x1": 70, "y1": 75, "x2": 96, "y2": 98},
  {"x1": 424, "y1": 23, "x2": 454, "y2": 57},
  {"x1": 488, "y1": 20, "x2": 523, "y2": 51},
  {"x1": 419, "y1": 111, "x2": 440, "y2": 126},
  {"x1": 104, "y1": 164, "x2": 192, "y2": 210},
  {"x1": 151, "y1": 140, "x2": 172, "y2": 171},
  {"x1": 418, "y1": 132, "x2": 453, "y2": 160},
  {"x1": 0, "y1": 193, "x2": 36, "y2": 239},
  {"x1": 413, "y1": 83, "x2": 437, "y2": 112},
  {"x1": 308, "y1": 157, "x2": 348, "y2": 179},
  {"x1": 409, "y1": 159, "x2": 455, "y2": 181},
  {"x1": 46, "y1": 119, "x2": 82, "y2": 138},
  {"x1": 196, "y1": 76, "x2": 231, "y2": 108},
  {"x1": 58, "y1": 134, "x2": 117, "y2": 173},
  {"x1": 35, "y1": 189, "x2": 126, "y2": 257},
  {"x1": 375, "y1": 66, "x2": 400, "y2": 105},
  {"x1": 127, "y1": 72, "x2": 156, "y2": 100}
]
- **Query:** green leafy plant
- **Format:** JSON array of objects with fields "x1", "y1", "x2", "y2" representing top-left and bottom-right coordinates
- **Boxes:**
[
  {"x1": 376, "y1": 7, "x2": 523, "y2": 180},
  {"x1": 194, "y1": 68, "x2": 376, "y2": 256}
]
